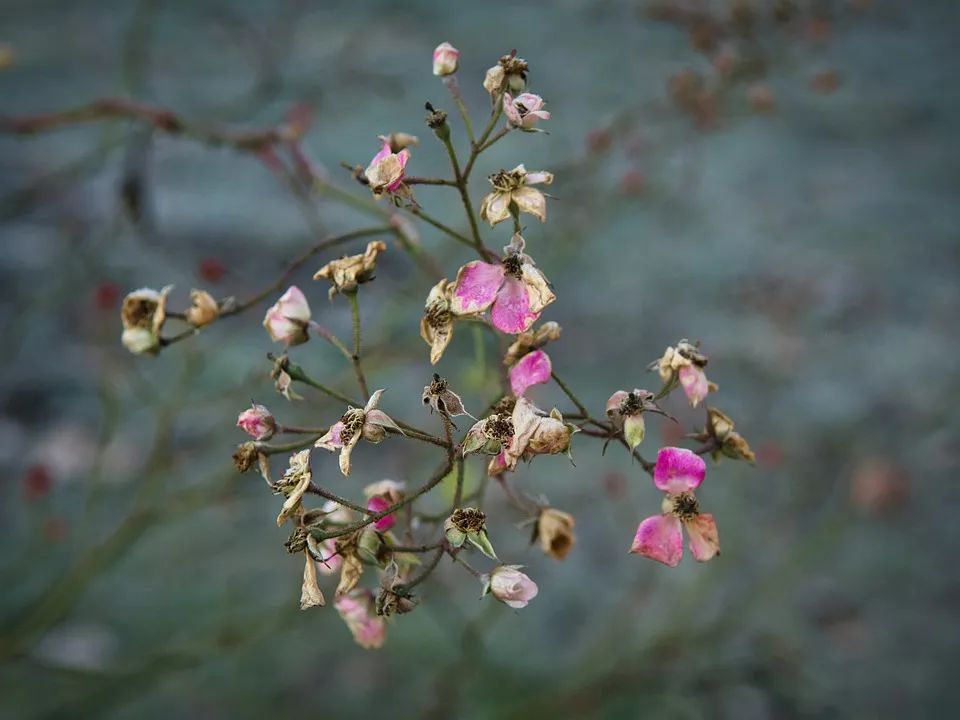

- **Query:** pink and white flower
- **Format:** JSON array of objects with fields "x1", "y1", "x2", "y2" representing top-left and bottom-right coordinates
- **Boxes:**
[
  {"x1": 450, "y1": 234, "x2": 555, "y2": 334},
  {"x1": 236, "y1": 403, "x2": 276, "y2": 441},
  {"x1": 335, "y1": 589, "x2": 386, "y2": 649},
  {"x1": 479, "y1": 165, "x2": 553, "y2": 226},
  {"x1": 364, "y1": 140, "x2": 410, "y2": 197},
  {"x1": 432, "y1": 42, "x2": 459, "y2": 76},
  {"x1": 629, "y1": 447, "x2": 720, "y2": 567},
  {"x1": 315, "y1": 390, "x2": 403, "y2": 477},
  {"x1": 484, "y1": 565, "x2": 538, "y2": 609},
  {"x1": 652, "y1": 340, "x2": 714, "y2": 407},
  {"x1": 263, "y1": 286, "x2": 311, "y2": 346},
  {"x1": 503, "y1": 93, "x2": 550, "y2": 129}
]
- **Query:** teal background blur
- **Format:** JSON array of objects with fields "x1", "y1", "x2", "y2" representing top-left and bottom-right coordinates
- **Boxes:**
[{"x1": 1, "y1": 1, "x2": 958, "y2": 718}]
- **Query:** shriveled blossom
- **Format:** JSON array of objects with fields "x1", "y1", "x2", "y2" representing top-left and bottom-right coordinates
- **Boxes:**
[
  {"x1": 503, "y1": 396, "x2": 577, "y2": 470},
  {"x1": 502, "y1": 321, "x2": 562, "y2": 366},
  {"x1": 300, "y1": 552, "x2": 325, "y2": 609},
  {"x1": 450, "y1": 234, "x2": 555, "y2": 334},
  {"x1": 335, "y1": 589, "x2": 386, "y2": 649},
  {"x1": 236, "y1": 403, "x2": 276, "y2": 441},
  {"x1": 432, "y1": 41, "x2": 459, "y2": 76},
  {"x1": 313, "y1": 240, "x2": 387, "y2": 299},
  {"x1": 315, "y1": 390, "x2": 403, "y2": 476},
  {"x1": 444, "y1": 507, "x2": 497, "y2": 559},
  {"x1": 536, "y1": 507, "x2": 576, "y2": 560},
  {"x1": 420, "y1": 279, "x2": 455, "y2": 364},
  {"x1": 275, "y1": 449, "x2": 312, "y2": 527},
  {"x1": 120, "y1": 285, "x2": 172, "y2": 355},
  {"x1": 503, "y1": 92, "x2": 550, "y2": 130},
  {"x1": 422, "y1": 373, "x2": 471, "y2": 418},
  {"x1": 509, "y1": 348, "x2": 552, "y2": 397},
  {"x1": 697, "y1": 406, "x2": 755, "y2": 463},
  {"x1": 363, "y1": 479, "x2": 405, "y2": 532},
  {"x1": 653, "y1": 340, "x2": 715, "y2": 408},
  {"x1": 484, "y1": 565, "x2": 538, "y2": 609},
  {"x1": 462, "y1": 413, "x2": 515, "y2": 457},
  {"x1": 308, "y1": 537, "x2": 343, "y2": 576},
  {"x1": 605, "y1": 388, "x2": 666, "y2": 451},
  {"x1": 185, "y1": 289, "x2": 219, "y2": 327},
  {"x1": 263, "y1": 286, "x2": 311, "y2": 346},
  {"x1": 479, "y1": 165, "x2": 553, "y2": 226},
  {"x1": 629, "y1": 447, "x2": 720, "y2": 567},
  {"x1": 483, "y1": 51, "x2": 529, "y2": 96},
  {"x1": 364, "y1": 140, "x2": 409, "y2": 197}
]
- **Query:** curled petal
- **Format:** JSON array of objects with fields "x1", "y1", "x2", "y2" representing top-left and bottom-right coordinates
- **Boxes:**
[
  {"x1": 364, "y1": 409, "x2": 403, "y2": 439},
  {"x1": 277, "y1": 471, "x2": 311, "y2": 527},
  {"x1": 520, "y1": 262, "x2": 556, "y2": 315},
  {"x1": 523, "y1": 170, "x2": 553, "y2": 186},
  {"x1": 492, "y1": 276, "x2": 537, "y2": 334},
  {"x1": 450, "y1": 261, "x2": 505, "y2": 315},
  {"x1": 315, "y1": 421, "x2": 346, "y2": 450},
  {"x1": 503, "y1": 397, "x2": 541, "y2": 469},
  {"x1": 606, "y1": 391, "x2": 629, "y2": 425},
  {"x1": 487, "y1": 451, "x2": 509, "y2": 476},
  {"x1": 511, "y1": 186, "x2": 547, "y2": 223},
  {"x1": 679, "y1": 365, "x2": 710, "y2": 407},
  {"x1": 364, "y1": 389, "x2": 385, "y2": 413},
  {"x1": 630, "y1": 514, "x2": 683, "y2": 567},
  {"x1": 653, "y1": 446, "x2": 706, "y2": 494},
  {"x1": 480, "y1": 191, "x2": 513, "y2": 226},
  {"x1": 338, "y1": 434, "x2": 360, "y2": 477},
  {"x1": 509, "y1": 349, "x2": 552, "y2": 397},
  {"x1": 685, "y1": 513, "x2": 720, "y2": 562},
  {"x1": 300, "y1": 553, "x2": 325, "y2": 609}
]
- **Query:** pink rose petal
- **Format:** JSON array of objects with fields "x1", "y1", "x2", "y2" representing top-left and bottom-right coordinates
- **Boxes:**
[
  {"x1": 491, "y1": 276, "x2": 538, "y2": 334},
  {"x1": 679, "y1": 365, "x2": 709, "y2": 407},
  {"x1": 630, "y1": 514, "x2": 683, "y2": 567},
  {"x1": 367, "y1": 495, "x2": 395, "y2": 532},
  {"x1": 450, "y1": 261, "x2": 505, "y2": 315},
  {"x1": 653, "y1": 446, "x2": 706, "y2": 494},
  {"x1": 509, "y1": 349, "x2": 552, "y2": 397}
]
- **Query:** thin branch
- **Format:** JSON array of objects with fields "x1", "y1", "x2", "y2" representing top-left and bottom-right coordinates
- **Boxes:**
[{"x1": 346, "y1": 292, "x2": 370, "y2": 402}]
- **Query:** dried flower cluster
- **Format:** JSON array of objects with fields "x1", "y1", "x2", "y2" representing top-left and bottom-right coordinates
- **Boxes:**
[{"x1": 116, "y1": 44, "x2": 754, "y2": 649}]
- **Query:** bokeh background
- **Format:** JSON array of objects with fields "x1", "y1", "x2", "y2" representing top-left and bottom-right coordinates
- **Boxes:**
[{"x1": 2, "y1": 0, "x2": 958, "y2": 718}]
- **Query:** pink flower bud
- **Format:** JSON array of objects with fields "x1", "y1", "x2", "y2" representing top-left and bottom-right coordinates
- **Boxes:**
[
  {"x1": 236, "y1": 403, "x2": 276, "y2": 441},
  {"x1": 432, "y1": 42, "x2": 460, "y2": 76},
  {"x1": 366, "y1": 494, "x2": 395, "y2": 532},
  {"x1": 487, "y1": 565, "x2": 538, "y2": 609},
  {"x1": 263, "y1": 286, "x2": 311, "y2": 346},
  {"x1": 503, "y1": 93, "x2": 551, "y2": 129}
]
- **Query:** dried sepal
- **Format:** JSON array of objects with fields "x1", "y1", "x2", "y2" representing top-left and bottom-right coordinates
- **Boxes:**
[{"x1": 300, "y1": 551, "x2": 326, "y2": 609}]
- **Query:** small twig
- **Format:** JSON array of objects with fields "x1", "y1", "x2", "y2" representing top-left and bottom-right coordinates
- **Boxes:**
[{"x1": 346, "y1": 292, "x2": 370, "y2": 402}]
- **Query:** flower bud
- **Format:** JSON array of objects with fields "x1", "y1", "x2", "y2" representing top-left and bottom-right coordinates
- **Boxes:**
[
  {"x1": 236, "y1": 403, "x2": 276, "y2": 441},
  {"x1": 185, "y1": 289, "x2": 219, "y2": 327},
  {"x1": 432, "y1": 42, "x2": 460, "y2": 76},
  {"x1": 263, "y1": 286, "x2": 311, "y2": 346},
  {"x1": 357, "y1": 526, "x2": 386, "y2": 564},
  {"x1": 484, "y1": 565, "x2": 538, "y2": 609},
  {"x1": 536, "y1": 508, "x2": 576, "y2": 560}
]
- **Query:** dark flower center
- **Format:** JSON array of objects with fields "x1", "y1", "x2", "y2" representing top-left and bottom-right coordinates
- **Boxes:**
[
  {"x1": 483, "y1": 414, "x2": 515, "y2": 441},
  {"x1": 671, "y1": 491, "x2": 700, "y2": 521},
  {"x1": 451, "y1": 507, "x2": 486, "y2": 533}
]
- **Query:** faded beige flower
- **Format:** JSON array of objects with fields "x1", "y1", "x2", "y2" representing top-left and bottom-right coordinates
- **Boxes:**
[
  {"x1": 653, "y1": 340, "x2": 715, "y2": 408},
  {"x1": 420, "y1": 278, "x2": 455, "y2": 365},
  {"x1": 300, "y1": 551, "x2": 325, "y2": 609},
  {"x1": 422, "y1": 373, "x2": 471, "y2": 418},
  {"x1": 705, "y1": 406, "x2": 755, "y2": 463},
  {"x1": 185, "y1": 289, "x2": 219, "y2": 327},
  {"x1": 483, "y1": 51, "x2": 529, "y2": 96},
  {"x1": 503, "y1": 397, "x2": 577, "y2": 470},
  {"x1": 503, "y1": 321, "x2": 562, "y2": 366},
  {"x1": 276, "y1": 449, "x2": 312, "y2": 527},
  {"x1": 313, "y1": 240, "x2": 387, "y2": 299},
  {"x1": 479, "y1": 165, "x2": 553, "y2": 226},
  {"x1": 120, "y1": 285, "x2": 172, "y2": 355},
  {"x1": 536, "y1": 508, "x2": 576, "y2": 560},
  {"x1": 315, "y1": 390, "x2": 403, "y2": 477}
]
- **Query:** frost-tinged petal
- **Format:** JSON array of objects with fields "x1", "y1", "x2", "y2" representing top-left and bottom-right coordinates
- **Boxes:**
[
  {"x1": 685, "y1": 513, "x2": 720, "y2": 562},
  {"x1": 629, "y1": 514, "x2": 683, "y2": 567},
  {"x1": 491, "y1": 276, "x2": 537, "y2": 334},
  {"x1": 450, "y1": 261, "x2": 505, "y2": 315},
  {"x1": 509, "y1": 349, "x2": 552, "y2": 397},
  {"x1": 653, "y1": 446, "x2": 706, "y2": 494}
]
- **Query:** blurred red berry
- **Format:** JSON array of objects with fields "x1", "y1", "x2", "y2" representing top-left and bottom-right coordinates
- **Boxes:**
[
  {"x1": 199, "y1": 258, "x2": 227, "y2": 284},
  {"x1": 23, "y1": 464, "x2": 52, "y2": 501},
  {"x1": 94, "y1": 282, "x2": 121, "y2": 311}
]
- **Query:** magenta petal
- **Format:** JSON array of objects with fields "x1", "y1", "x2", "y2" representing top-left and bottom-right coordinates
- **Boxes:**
[
  {"x1": 369, "y1": 141, "x2": 391, "y2": 166},
  {"x1": 630, "y1": 514, "x2": 683, "y2": 567},
  {"x1": 509, "y1": 350, "x2": 552, "y2": 397},
  {"x1": 367, "y1": 496, "x2": 395, "y2": 532},
  {"x1": 491, "y1": 276, "x2": 538, "y2": 334},
  {"x1": 679, "y1": 365, "x2": 709, "y2": 407},
  {"x1": 653, "y1": 446, "x2": 706, "y2": 493},
  {"x1": 451, "y1": 261, "x2": 505, "y2": 315}
]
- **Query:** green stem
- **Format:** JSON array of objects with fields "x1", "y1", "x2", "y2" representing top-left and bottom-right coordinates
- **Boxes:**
[{"x1": 346, "y1": 291, "x2": 370, "y2": 402}]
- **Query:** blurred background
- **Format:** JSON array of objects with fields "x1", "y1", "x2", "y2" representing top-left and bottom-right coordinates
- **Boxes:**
[{"x1": 1, "y1": 0, "x2": 958, "y2": 717}]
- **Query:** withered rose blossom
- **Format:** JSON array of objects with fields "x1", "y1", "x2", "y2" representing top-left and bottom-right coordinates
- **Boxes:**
[
  {"x1": 263, "y1": 286, "x2": 311, "y2": 346},
  {"x1": 535, "y1": 508, "x2": 576, "y2": 560},
  {"x1": 421, "y1": 373, "x2": 471, "y2": 418},
  {"x1": 653, "y1": 340, "x2": 715, "y2": 408},
  {"x1": 479, "y1": 165, "x2": 553, "y2": 226},
  {"x1": 335, "y1": 589, "x2": 385, "y2": 649},
  {"x1": 503, "y1": 321, "x2": 561, "y2": 366},
  {"x1": 275, "y1": 449, "x2": 312, "y2": 527},
  {"x1": 315, "y1": 390, "x2": 403, "y2": 477},
  {"x1": 364, "y1": 140, "x2": 410, "y2": 197},
  {"x1": 120, "y1": 285, "x2": 172, "y2": 355},
  {"x1": 503, "y1": 92, "x2": 550, "y2": 129},
  {"x1": 313, "y1": 240, "x2": 387, "y2": 299},
  {"x1": 483, "y1": 52, "x2": 529, "y2": 96},
  {"x1": 420, "y1": 279, "x2": 456, "y2": 364}
]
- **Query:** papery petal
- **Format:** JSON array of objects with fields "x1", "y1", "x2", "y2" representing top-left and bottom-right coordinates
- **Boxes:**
[
  {"x1": 277, "y1": 471, "x2": 311, "y2": 527},
  {"x1": 606, "y1": 391, "x2": 629, "y2": 424},
  {"x1": 523, "y1": 170, "x2": 553, "y2": 186},
  {"x1": 630, "y1": 514, "x2": 683, "y2": 567},
  {"x1": 365, "y1": 409, "x2": 403, "y2": 436},
  {"x1": 338, "y1": 433, "x2": 360, "y2": 477},
  {"x1": 491, "y1": 276, "x2": 537, "y2": 334},
  {"x1": 653, "y1": 446, "x2": 706, "y2": 493},
  {"x1": 513, "y1": 93, "x2": 544, "y2": 111},
  {"x1": 504, "y1": 396, "x2": 541, "y2": 469},
  {"x1": 509, "y1": 349, "x2": 552, "y2": 397},
  {"x1": 679, "y1": 365, "x2": 710, "y2": 408},
  {"x1": 450, "y1": 261, "x2": 505, "y2": 315},
  {"x1": 364, "y1": 389, "x2": 384, "y2": 412},
  {"x1": 278, "y1": 286, "x2": 311, "y2": 322},
  {"x1": 502, "y1": 93, "x2": 522, "y2": 125},
  {"x1": 480, "y1": 191, "x2": 512, "y2": 226},
  {"x1": 511, "y1": 186, "x2": 547, "y2": 222},
  {"x1": 520, "y1": 262, "x2": 556, "y2": 315},
  {"x1": 685, "y1": 513, "x2": 720, "y2": 562},
  {"x1": 300, "y1": 553, "x2": 325, "y2": 609},
  {"x1": 369, "y1": 141, "x2": 392, "y2": 167},
  {"x1": 487, "y1": 451, "x2": 509, "y2": 476},
  {"x1": 315, "y1": 421, "x2": 346, "y2": 450}
]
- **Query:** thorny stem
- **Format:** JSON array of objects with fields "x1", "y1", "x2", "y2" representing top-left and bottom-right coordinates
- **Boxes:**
[{"x1": 346, "y1": 291, "x2": 370, "y2": 402}]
